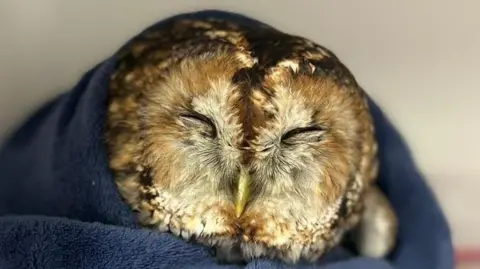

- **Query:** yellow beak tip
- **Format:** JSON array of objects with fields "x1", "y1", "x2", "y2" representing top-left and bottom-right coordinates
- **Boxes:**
[{"x1": 235, "y1": 201, "x2": 245, "y2": 218}]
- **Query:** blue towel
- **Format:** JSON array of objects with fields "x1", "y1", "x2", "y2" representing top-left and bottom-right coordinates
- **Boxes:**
[{"x1": 0, "y1": 10, "x2": 454, "y2": 269}]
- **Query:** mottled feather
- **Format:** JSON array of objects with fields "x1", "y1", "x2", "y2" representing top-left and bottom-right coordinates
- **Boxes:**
[{"x1": 105, "y1": 16, "x2": 397, "y2": 264}]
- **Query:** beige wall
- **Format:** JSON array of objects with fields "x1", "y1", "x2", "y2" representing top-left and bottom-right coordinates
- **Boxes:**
[{"x1": 0, "y1": 0, "x2": 478, "y2": 246}]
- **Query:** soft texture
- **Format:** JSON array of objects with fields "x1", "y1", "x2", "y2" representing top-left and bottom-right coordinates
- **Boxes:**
[{"x1": 0, "y1": 10, "x2": 454, "y2": 269}]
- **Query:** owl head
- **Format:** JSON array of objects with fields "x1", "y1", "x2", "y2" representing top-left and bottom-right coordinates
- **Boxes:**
[{"x1": 107, "y1": 18, "x2": 378, "y2": 264}]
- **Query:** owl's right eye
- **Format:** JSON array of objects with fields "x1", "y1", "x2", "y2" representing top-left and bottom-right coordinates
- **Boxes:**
[{"x1": 179, "y1": 112, "x2": 217, "y2": 138}]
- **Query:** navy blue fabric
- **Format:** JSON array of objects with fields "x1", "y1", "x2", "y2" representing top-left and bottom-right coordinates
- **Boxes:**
[{"x1": 0, "y1": 10, "x2": 454, "y2": 269}]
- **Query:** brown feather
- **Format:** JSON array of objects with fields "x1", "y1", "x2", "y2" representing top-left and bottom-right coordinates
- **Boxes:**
[{"x1": 105, "y1": 16, "x2": 397, "y2": 264}]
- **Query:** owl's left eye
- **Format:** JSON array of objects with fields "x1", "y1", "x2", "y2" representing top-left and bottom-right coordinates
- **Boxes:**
[
  {"x1": 179, "y1": 112, "x2": 217, "y2": 138},
  {"x1": 281, "y1": 126, "x2": 325, "y2": 144}
]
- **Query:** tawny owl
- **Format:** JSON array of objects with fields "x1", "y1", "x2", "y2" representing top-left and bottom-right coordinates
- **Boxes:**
[{"x1": 105, "y1": 15, "x2": 398, "y2": 264}]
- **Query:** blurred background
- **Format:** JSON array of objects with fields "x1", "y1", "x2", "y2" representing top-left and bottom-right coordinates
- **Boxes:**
[{"x1": 0, "y1": 0, "x2": 478, "y2": 267}]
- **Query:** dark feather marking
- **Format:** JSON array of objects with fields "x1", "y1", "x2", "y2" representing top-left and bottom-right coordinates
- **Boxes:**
[
  {"x1": 140, "y1": 167, "x2": 154, "y2": 186},
  {"x1": 231, "y1": 68, "x2": 260, "y2": 164},
  {"x1": 330, "y1": 173, "x2": 356, "y2": 231}
]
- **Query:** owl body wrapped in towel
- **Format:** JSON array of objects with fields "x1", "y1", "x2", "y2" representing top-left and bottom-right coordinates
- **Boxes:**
[{"x1": 105, "y1": 16, "x2": 397, "y2": 264}]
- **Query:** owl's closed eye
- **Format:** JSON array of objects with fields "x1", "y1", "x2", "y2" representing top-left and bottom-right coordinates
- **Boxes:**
[
  {"x1": 281, "y1": 126, "x2": 326, "y2": 145},
  {"x1": 179, "y1": 112, "x2": 217, "y2": 139},
  {"x1": 106, "y1": 16, "x2": 398, "y2": 264}
]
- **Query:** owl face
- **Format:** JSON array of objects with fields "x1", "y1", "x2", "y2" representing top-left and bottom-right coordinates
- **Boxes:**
[
  {"x1": 132, "y1": 50, "x2": 370, "y2": 262},
  {"x1": 107, "y1": 17, "x2": 377, "y2": 263}
]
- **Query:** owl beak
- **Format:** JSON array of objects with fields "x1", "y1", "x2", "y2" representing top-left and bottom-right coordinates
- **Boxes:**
[{"x1": 234, "y1": 168, "x2": 250, "y2": 218}]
